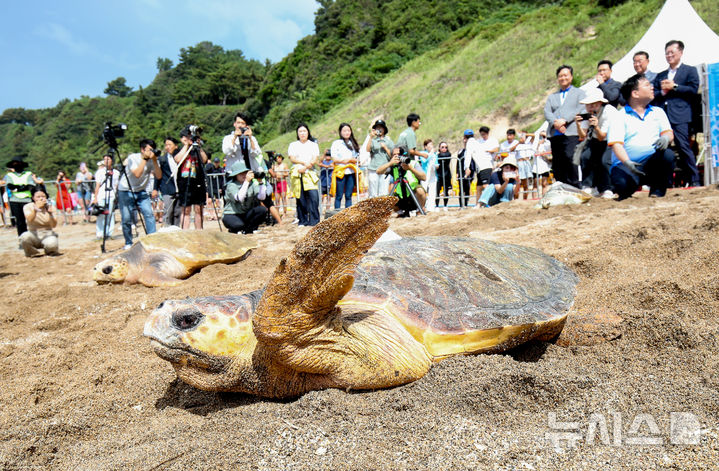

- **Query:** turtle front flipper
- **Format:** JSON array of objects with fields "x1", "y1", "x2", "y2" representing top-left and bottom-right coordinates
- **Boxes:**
[
  {"x1": 251, "y1": 197, "x2": 432, "y2": 391},
  {"x1": 254, "y1": 197, "x2": 396, "y2": 338},
  {"x1": 137, "y1": 253, "x2": 189, "y2": 287}
]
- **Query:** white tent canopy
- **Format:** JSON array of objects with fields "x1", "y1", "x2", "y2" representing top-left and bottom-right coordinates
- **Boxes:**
[
  {"x1": 580, "y1": 0, "x2": 719, "y2": 90},
  {"x1": 609, "y1": 0, "x2": 719, "y2": 82}
]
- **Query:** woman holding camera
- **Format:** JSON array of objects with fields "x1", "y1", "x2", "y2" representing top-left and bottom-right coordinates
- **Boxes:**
[
  {"x1": 477, "y1": 155, "x2": 521, "y2": 207},
  {"x1": 365, "y1": 120, "x2": 393, "y2": 198},
  {"x1": 20, "y1": 187, "x2": 59, "y2": 257},
  {"x1": 175, "y1": 126, "x2": 209, "y2": 229},
  {"x1": 288, "y1": 123, "x2": 320, "y2": 226},
  {"x1": 330, "y1": 123, "x2": 360, "y2": 209}
]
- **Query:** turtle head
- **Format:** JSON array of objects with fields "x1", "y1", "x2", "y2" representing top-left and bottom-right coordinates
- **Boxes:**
[
  {"x1": 143, "y1": 294, "x2": 259, "y2": 392},
  {"x1": 93, "y1": 257, "x2": 129, "y2": 284}
]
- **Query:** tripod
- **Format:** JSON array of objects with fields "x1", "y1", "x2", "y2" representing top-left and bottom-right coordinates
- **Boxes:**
[
  {"x1": 388, "y1": 167, "x2": 426, "y2": 216},
  {"x1": 99, "y1": 147, "x2": 147, "y2": 253}
]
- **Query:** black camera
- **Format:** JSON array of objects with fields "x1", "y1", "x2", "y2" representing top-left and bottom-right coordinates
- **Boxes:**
[
  {"x1": 579, "y1": 112, "x2": 594, "y2": 120},
  {"x1": 400, "y1": 156, "x2": 413, "y2": 165},
  {"x1": 152, "y1": 148, "x2": 162, "y2": 157},
  {"x1": 254, "y1": 171, "x2": 266, "y2": 181},
  {"x1": 102, "y1": 122, "x2": 127, "y2": 149},
  {"x1": 239, "y1": 127, "x2": 249, "y2": 135}
]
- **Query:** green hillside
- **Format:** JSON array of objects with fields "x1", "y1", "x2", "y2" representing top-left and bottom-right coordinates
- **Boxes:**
[{"x1": 264, "y1": 0, "x2": 719, "y2": 155}]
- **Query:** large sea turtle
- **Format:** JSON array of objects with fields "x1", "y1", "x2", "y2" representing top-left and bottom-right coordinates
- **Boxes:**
[
  {"x1": 144, "y1": 197, "x2": 578, "y2": 398},
  {"x1": 94, "y1": 231, "x2": 257, "y2": 287}
]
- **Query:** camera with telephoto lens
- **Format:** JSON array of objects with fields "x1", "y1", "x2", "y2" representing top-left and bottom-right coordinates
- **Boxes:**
[{"x1": 187, "y1": 125, "x2": 202, "y2": 140}]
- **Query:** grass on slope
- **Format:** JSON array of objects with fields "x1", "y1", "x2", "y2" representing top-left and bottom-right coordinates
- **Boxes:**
[{"x1": 264, "y1": 0, "x2": 719, "y2": 156}]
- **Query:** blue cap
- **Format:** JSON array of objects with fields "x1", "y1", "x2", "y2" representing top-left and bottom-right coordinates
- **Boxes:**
[{"x1": 463, "y1": 129, "x2": 474, "y2": 137}]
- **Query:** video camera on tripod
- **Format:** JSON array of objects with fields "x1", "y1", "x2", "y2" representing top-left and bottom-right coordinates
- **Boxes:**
[{"x1": 102, "y1": 122, "x2": 127, "y2": 149}]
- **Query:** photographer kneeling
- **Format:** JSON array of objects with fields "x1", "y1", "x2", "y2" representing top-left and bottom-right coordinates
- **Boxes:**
[
  {"x1": 477, "y1": 156, "x2": 520, "y2": 207},
  {"x1": 222, "y1": 161, "x2": 268, "y2": 234},
  {"x1": 376, "y1": 146, "x2": 427, "y2": 216}
]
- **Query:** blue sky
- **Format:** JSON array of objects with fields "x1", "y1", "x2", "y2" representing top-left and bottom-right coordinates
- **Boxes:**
[{"x1": 2, "y1": 0, "x2": 319, "y2": 112}]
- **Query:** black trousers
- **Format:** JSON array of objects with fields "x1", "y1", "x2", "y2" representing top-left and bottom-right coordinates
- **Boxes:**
[
  {"x1": 435, "y1": 171, "x2": 452, "y2": 207},
  {"x1": 549, "y1": 135, "x2": 580, "y2": 187},
  {"x1": 671, "y1": 122, "x2": 700, "y2": 185},
  {"x1": 580, "y1": 139, "x2": 611, "y2": 193},
  {"x1": 222, "y1": 206, "x2": 268, "y2": 234},
  {"x1": 10, "y1": 201, "x2": 27, "y2": 236},
  {"x1": 611, "y1": 149, "x2": 674, "y2": 200}
]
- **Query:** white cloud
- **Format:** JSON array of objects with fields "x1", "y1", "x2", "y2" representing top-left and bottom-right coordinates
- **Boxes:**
[{"x1": 34, "y1": 23, "x2": 91, "y2": 55}]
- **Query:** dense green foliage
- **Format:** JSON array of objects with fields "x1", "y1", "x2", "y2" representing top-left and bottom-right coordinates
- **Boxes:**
[{"x1": 2, "y1": 0, "x2": 718, "y2": 178}]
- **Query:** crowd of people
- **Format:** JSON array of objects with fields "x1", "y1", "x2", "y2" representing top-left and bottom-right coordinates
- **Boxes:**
[{"x1": 0, "y1": 39, "x2": 706, "y2": 256}]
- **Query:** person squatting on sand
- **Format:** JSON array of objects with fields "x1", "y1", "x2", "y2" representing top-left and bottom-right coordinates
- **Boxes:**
[
  {"x1": 608, "y1": 73, "x2": 674, "y2": 200},
  {"x1": 478, "y1": 155, "x2": 520, "y2": 207},
  {"x1": 376, "y1": 145, "x2": 426, "y2": 216},
  {"x1": 575, "y1": 87, "x2": 618, "y2": 199},
  {"x1": 20, "y1": 187, "x2": 59, "y2": 257},
  {"x1": 222, "y1": 161, "x2": 268, "y2": 234}
]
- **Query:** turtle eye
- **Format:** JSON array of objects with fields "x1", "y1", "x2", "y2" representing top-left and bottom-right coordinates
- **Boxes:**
[
  {"x1": 172, "y1": 309, "x2": 204, "y2": 331},
  {"x1": 102, "y1": 266, "x2": 113, "y2": 275}
]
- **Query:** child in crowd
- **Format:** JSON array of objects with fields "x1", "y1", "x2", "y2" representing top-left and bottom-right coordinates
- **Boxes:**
[
  {"x1": 272, "y1": 154, "x2": 290, "y2": 217},
  {"x1": 319, "y1": 149, "x2": 334, "y2": 210}
]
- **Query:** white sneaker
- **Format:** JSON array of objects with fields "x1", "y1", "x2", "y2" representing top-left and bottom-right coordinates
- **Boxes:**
[
  {"x1": 123, "y1": 244, "x2": 132, "y2": 250},
  {"x1": 581, "y1": 187, "x2": 593, "y2": 195},
  {"x1": 442, "y1": 207, "x2": 448, "y2": 212},
  {"x1": 600, "y1": 190, "x2": 615, "y2": 199},
  {"x1": 291, "y1": 218, "x2": 299, "y2": 225}
]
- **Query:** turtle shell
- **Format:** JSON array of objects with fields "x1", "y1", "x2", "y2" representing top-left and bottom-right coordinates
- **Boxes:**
[
  {"x1": 138, "y1": 231, "x2": 257, "y2": 268},
  {"x1": 343, "y1": 237, "x2": 577, "y2": 358}
]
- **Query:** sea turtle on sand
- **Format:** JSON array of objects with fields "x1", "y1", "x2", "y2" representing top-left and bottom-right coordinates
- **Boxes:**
[
  {"x1": 144, "y1": 197, "x2": 578, "y2": 398},
  {"x1": 93, "y1": 231, "x2": 257, "y2": 287},
  {"x1": 535, "y1": 182, "x2": 592, "y2": 209}
]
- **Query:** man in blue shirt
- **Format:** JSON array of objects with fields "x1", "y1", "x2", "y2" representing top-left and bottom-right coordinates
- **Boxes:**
[{"x1": 608, "y1": 74, "x2": 674, "y2": 200}]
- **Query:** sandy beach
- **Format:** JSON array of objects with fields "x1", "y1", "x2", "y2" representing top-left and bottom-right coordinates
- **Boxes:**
[{"x1": 0, "y1": 187, "x2": 717, "y2": 470}]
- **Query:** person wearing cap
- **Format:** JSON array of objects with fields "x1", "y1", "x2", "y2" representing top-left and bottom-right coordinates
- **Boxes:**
[
  {"x1": 222, "y1": 161, "x2": 267, "y2": 234},
  {"x1": 376, "y1": 145, "x2": 427, "y2": 216},
  {"x1": 118, "y1": 139, "x2": 162, "y2": 248},
  {"x1": 365, "y1": 119, "x2": 394, "y2": 198},
  {"x1": 477, "y1": 156, "x2": 520, "y2": 207},
  {"x1": 575, "y1": 87, "x2": 618, "y2": 199},
  {"x1": 608, "y1": 74, "x2": 674, "y2": 200},
  {"x1": 1, "y1": 157, "x2": 44, "y2": 237}
]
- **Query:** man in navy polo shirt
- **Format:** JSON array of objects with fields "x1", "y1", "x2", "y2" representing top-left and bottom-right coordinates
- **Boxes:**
[{"x1": 608, "y1": 74, "x2": 674, "y2": 200}]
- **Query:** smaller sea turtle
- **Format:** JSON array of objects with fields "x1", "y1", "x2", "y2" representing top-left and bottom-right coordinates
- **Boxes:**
[
  {"x1": 535, "y1": 182, "x2": 592, "y2": 209},
  {"x1": 93, "y1": 231, "x2": 257, "y2": 287}
]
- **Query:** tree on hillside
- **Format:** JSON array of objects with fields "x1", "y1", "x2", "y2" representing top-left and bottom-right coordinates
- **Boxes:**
[
  {"x1": 104, "y1": 77, "x2": 133, "y2": 97},
  {"x1": 156, "y1": 57, "x2": 173, "y2": 72}
]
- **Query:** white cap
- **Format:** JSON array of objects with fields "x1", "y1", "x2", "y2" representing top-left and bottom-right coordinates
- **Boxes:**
[{"x1": 580, "y1": 88, "x2": 608, "y2": 104}]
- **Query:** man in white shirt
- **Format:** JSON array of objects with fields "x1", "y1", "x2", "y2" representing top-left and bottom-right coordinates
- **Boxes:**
[
  {"x1": 222, "y1": 112, "x2": 264, "y2": 174},
  {"x1": 117, "y1": 139, "x2": 162, "y2": 249}
]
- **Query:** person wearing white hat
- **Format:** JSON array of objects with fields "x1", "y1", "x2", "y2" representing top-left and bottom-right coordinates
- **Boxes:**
[
  {"x1": 477, "y1": 155, "x2": 520, "y2": 207},
  {"x1": 222, "y1": 161, "x2": 267, "y2": 234},
  {"x1": 575, "y1": 87, "x2": 618, "y2": 199}
]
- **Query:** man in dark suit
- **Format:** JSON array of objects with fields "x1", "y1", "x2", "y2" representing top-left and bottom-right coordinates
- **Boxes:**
[
  {"x1": 544, "y1": 65, "x2": 586, "y2": 187},
  {"x1": 596, "y1": 59, "x2": 623, "y2": 108},
  {"x1": 652, "y1": 40, "x2": 701, "y2": 186}
]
